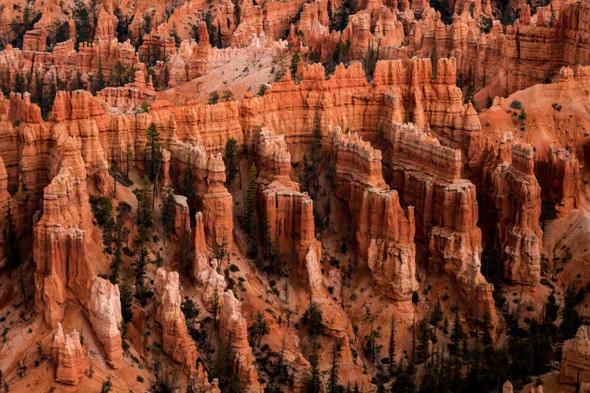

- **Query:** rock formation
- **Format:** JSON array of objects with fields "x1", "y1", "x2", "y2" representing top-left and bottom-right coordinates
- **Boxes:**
[
  {"x1": 326, "y1": 126, "x2": 418, "y2": 301},
  {"x1": 87, "y1": 278, "x2": 123, "y2": 369},
  {"x1": 480, "y1": 132, "x2": 542, "y2": 285},
  {"x1": 561, "y1": 326, "x2": 590, "y2": 384},
  {"x1": 33, "y1": 165, "x2": 94, "y2": 328},
  {"x1": 380, "y1": 122, "x2": 496, "y2": 325},
  {"x1": 52, "y1": 323, "x2": 87, "y2": 385},
  {"x1": 219, "y1": 291, "x2": 261, "y2": 393},
  {"x1": 154, "y1": 268, "x2": 199, "y2": 370},
  {"x1": 540, "y1": 146, "x2": 582, "y2": 216},
  {"x1": 255, "y1": 128, "x2": 321, "y2": 289}
]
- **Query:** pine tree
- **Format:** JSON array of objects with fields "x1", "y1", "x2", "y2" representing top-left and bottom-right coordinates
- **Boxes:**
[
  {"x1": 216, "y1": 23, "x2": 222, "y2": 48},
  {"x1": 120, "y1": 276, "x2": 134, "y2": 326},
  {"x1": 133, "y1": 177, "x2": 153, "y2": 240},
  {"x1": 392, "y1": 369, "x2": 416, "y2": 393},
  {"x1": 388, "y1": 315, "x2": 396, "y2": 377},
  {"x1": 248, "y1": 311, "x2": 270, "y2": 348},
  {"x1": 108, "y1": 218, "x2": 123, "y2": 284},
  {"x1": 14, "y1": 73, "x2": 25, "y2": 94},
  {"x1": 180, "y1": 230, "x2": 193, "y2": 278},
  {"x1": 223, "y1": 138, "x2": 239, "y2": 186},
  {"x1": 244, "y1": 163, "x2": 258, "y2": 258},
  {"x1": 180, "y1": 153, "x2": 196, "y2": 211},
  {"x1": 145, "y1": 123, "x2": 162, "y2": 182},
  {"x1": 94, "y1": 56, "x2": 106, "y2": 93},
  {"x1": 430, "y1": 300, "x2": 443, "y2": 328},
  {"x1": 133, "y1": 245, "x2": 150, "y2": 298},
  {"x1": 290, "y1": 52, "x2": 301, "y2": 78},
  {"x1": 418, "y1": 319, "x2": 431, "y2": 364},
  {"x1": 303, "y1": 342, "x2": 321, "y2": 393},
  {"x1": 327, "y1": 343, "x2": 342, "y2": 393},
  {"x1": 545, "y1": 290, "x2": 559, "y2": 327},
  {"x1": 4, "y1": 199, "x2": 20, "y2": 269},
  {"x1": 561, "y1": 282, "x2": 581, "y2": 339},
  {"x1": 161, "y1": 186, "x2": 176, "y2": 236},
  {"x1": 450, "y1": 308, "x2": 464, "y2": 356},
  {"x1": 181, "y1": 297, "x2": 199, "y2": 329},
  {"x1": 301, "y1": 299, "x2": 324, "y2": 337},
  {"x1": 308, "y1": 109, "x2": 323, "y2": 197}
]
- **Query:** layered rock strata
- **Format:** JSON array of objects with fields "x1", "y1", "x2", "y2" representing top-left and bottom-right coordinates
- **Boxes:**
[
  {"x1": 326, "y1": 126, "x2": 418, "y2": 301},
  {"x1": 380, "y1": 122, "x2": 496, "y2": 324},
  {"x1": 561, "y1": 326, "x2": 590, "y2": 384},
  {"x1": 255, "y1": 129, "x2": 321, "y2": 289},
  {"x1": 154, "y1": 268, "x2": 199, "y2": 370},
  {"x1": 219, "y1": 291, "x2": 261, "y2": 393},
  {"x1": 52, "y1": 323, "x2": 87, "y2": 385},
  {"x1": 480, "y1": 132, "x2": 542, "y2": 285}
]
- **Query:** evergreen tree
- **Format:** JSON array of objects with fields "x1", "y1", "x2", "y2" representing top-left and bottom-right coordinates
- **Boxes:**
[
  {"x1": 430, "y1": 300, "x2": 443, "y2": 328},
  {"x1": 392, "y1": 370, "x2": 416, "y2": 393},
  {"x1": 181, "y1": 297, "x2": 199, "y2": 329},
  {"x1": 180, "y1": 230, "x2": 193, "y2": 278},
  {"x1": 518, "y1": 106, "x2": 527, "y2": 122},
  {"x1": 388, "y1": 315, "x2": 396, "y2": 377},
  {"x1": 364, "y1": 319, "x2": 382, "y2": 363},
  {"x1": 290, "y1": 52, "x2": 301, "y2": 78},
  {"x1": 244, "y1": 164, "x2": 259, "y2": 258},
  {"x1": 248, "y1": 311, "x2": 270, "y2": 348},
  {"x1": 133, "y1": 177, "x2": 153, "y2": 239},
  {"x1": 450, "y1": 308, "x2": 464, "y2": 356},
  {"x1": 417, "y1": 319, "x2": 431, "y2": 364},
  {"x1": 545, "y1": 290, "x2": 559, "y2": 327},
  {"x1": 119, "y1": 276, "x2": 134, "y2": 325},
  {"x1": 14, "y1": 73, "x2": 25, "y2": 94},
  {"x1": 94, "y1": 56, "x2": 106, "y2": 93},
  {"x1": 303, "y1": 343, "x2": 321, "y2": 393},
  {"x1": 108, "y1": 218, "x2": 123, "y2": 284},
  {"x1": 362, "y1": 42, "x2": 379, "y2": 81},
  {"x1": 180, "y1": 153, "x2": 196, "y2": 211},
  {"x1": 4, "y1": 200, "x2": 20, "y2": 269},
  {"x1": 133, "y1": 245, "x2": 149, "y2": 294},
  {"x1": 223, "y1": 138, "x2": 239, "y2": 186},
  {"x1": 208, "y1": 91, "x2": 220, "y2": 105},
  {"x1": 72, "y1": 0, "x2": 93, "y2": 46},
  {"x1": 161, "y1": 186, "x2": 176, "y2": 236},
  {"x1": 216, "y1": 23, "x2": 222, "y2": 48},
  {"x1": 561, "y1": 282, "x2": 582, "y2": 339},
  {"x1": 144, "y1": 123, "x2": 162, "y2": 182},
  {"x1": 327, "y1": 343, "x2": 342, "y2": 393},
  {"x1": 301, "y1": 299, "x2": 324, "y2": 337}
]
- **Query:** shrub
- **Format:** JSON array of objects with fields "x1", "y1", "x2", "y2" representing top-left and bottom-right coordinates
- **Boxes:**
[
  {"x1": 510, "y1": 100, "x2": 522, "y2": 110},
  {"x1": 89, "y1": 196, "x2": 113, "y2": 227}
]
